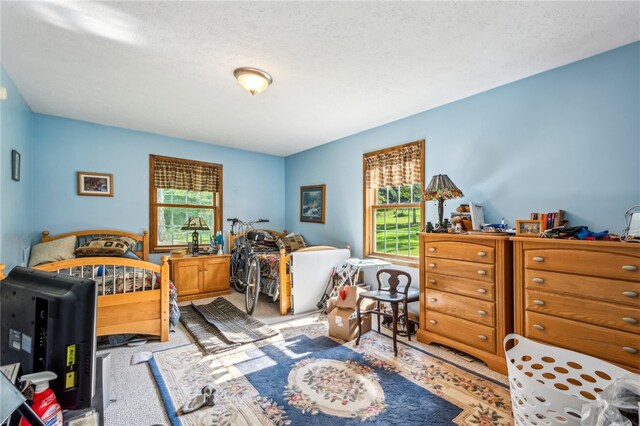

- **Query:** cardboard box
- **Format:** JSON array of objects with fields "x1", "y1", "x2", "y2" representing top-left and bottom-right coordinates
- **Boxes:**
[
  {"x1": 328, "y1": 307, "x2": 372, "y2": 341},
  {"x1": 334, "y1": 285, "x2": 372, "y2": 310}
]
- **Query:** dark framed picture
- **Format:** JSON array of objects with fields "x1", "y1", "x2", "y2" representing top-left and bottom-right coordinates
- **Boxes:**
[
  {"x1": 516, "y1": 219, "x2": 543, "y2": 237},
  {"x1": 11, "y1": 150, "x2": 20, "y2": 181},
  {"x1": 77, "y1": 172, "x2": 113, "y2": 197},
  {"x1": 300, "y1": 184, "x2": 326, "y2": 223}
]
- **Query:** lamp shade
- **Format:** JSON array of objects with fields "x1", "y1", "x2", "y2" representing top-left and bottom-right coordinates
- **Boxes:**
[
  {"x1": 181, "y1": 217, "x2": 210, "y2": 231},
  {"x1": 234, "y1": 67, "x2": 273, "y2": 95},
  {"x1": 423, "y1": 174, "x2": 464, "y2": 201}
]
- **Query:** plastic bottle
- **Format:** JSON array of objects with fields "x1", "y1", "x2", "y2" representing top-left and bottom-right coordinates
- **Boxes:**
[{"x1": 20, "y1": 371, "x2": 63, "y2": 426}]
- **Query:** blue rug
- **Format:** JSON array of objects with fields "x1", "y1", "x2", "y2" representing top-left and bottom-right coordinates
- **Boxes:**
[{"x1": 151, "y1": 317, "x2": 512, "y2": 425}]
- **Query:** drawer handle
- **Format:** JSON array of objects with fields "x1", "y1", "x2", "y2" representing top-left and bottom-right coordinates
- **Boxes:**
[
  {"x1": 623, "y1": 291, "x2": 638, "y2": 298},
  {"x1": 477, "y1": 251, "x2": 486, "y2": 257},
  {"x1": 478, "y1": 335, "x2": 488, "y2": 341},
  {"x1": 533, "y1": 299, "x2": 545, "y2": 306},
  {"x1": 622, "y1": 347, "x2": 638, "y2": 354},
  {"x1": 428, "y1": 247, "x2": 436, "y2": 252},
  {"x1": 532, "y1": 277, "x2": 544, "y2": 283},
  {"x1": 533, "y1": 324, "x2": 545, "y2": 331},
  {"x1": 429, "y1": 319, "x2": 437, "y2": 325},
  {"x1": 429, "y1": 263, "x2": 436, "y2": 268},
  {"x1": 477, "y1": 270, "x2": 487, "y2": 276},
  {"x1": 477, "y1": 288, "x2": 487, "y2": 294},
  {"x1": 532, "y1": 256, "x2": 544, "y2": 262},
  {"x1": 623, "y1": 317, "x2": 638, "y2": 324},
  {"x1": 478, "y1": 310, "x2": 487, "y2": 316},
  {"x1": 622, "y1": 265, "x2": 638, "y2": 271},
  {"x1": 430, "y1": 298, "x2": 438, "y2": 302},
  {"x1": 429, "y1": 279, "x2": 437, "y2": 285}
]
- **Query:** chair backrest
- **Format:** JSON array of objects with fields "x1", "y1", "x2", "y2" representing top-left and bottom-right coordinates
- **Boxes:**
[{"x1": 376, "y1": 269, "x2": 412, "y2": 295}]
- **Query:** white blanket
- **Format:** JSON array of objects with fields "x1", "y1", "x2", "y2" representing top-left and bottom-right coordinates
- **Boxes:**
[{"x1": 290, "y1": 248, "x2": 351, "y2": 314}]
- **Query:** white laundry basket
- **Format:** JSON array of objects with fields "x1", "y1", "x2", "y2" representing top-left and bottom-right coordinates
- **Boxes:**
[{"x1": 504, "y1": 334, "x2": 630, "y2": 426}]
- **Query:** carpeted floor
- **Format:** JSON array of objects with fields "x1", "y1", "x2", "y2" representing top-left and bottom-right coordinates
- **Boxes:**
[{"x1": 103, "y1": 289, "x2": 511, "y2": 425}]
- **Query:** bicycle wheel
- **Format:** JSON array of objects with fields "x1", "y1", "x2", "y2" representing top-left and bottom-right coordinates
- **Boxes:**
[
  {"x1": 244, "y1": 255, "x2": 261, "y2": 315},
  {"x1": 231, "y1": 251, "x2": 246, "y2": 293}
]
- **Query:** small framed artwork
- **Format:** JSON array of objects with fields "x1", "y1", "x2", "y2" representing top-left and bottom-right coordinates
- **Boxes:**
[
  {"x1": 11, "y1": 150, "x2": 20, "y2": 181},
  {"x1": 300, "y1": 184, "x2": 326, "y2": 223},
  {"x1": 516, "y1": 219, "x2": 543, "y2": 237},
  {"x1": 77, "y1": 172, "x2": 113, "y2": 197}
]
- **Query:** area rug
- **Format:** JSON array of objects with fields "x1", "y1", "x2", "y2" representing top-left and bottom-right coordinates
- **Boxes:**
[
  {"x1": 151, "y1": 316, "x2": 513, "y2": 425},
  {"x1": 179, "y1": 298, "x2": 278, "y2": 354}
]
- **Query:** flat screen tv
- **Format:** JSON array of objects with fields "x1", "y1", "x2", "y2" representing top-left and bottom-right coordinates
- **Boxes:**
[{"x1": 1, "y1": 266, "x2": 97, "y2": 410}]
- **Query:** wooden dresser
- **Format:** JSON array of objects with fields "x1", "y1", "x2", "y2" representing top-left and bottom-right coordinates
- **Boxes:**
[
  {"x1": 169, "y1": 254, "x2": 231, "y2": 302},
  {"x1": 418, "y1": 233, "x2": 513, "y2": 374},
  {"x1": 513, "y1": 238, "x2": 640, "y2": 371}
]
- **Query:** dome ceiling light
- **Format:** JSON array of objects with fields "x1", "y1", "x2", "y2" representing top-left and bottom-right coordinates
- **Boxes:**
[{"x1": 233, "y1": 67, "x2": 273, "y2": 96}]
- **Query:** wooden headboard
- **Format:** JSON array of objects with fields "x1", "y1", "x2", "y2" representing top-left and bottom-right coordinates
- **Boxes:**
[{"x1": 41, "y1": 229, "x2": 150, "y2": 261}]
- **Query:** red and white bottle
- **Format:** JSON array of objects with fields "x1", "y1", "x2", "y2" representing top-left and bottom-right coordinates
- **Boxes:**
[{"x1": 20, "y1": 371, "x2": 63, "y2": 426}]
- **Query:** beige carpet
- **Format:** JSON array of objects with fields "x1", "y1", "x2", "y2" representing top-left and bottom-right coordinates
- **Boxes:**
[{"x1": 102, "y1": 289, "x2": 508, "y2": 425}]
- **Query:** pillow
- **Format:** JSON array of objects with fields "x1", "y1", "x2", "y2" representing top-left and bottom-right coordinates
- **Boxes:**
[
  {"x1": 276, "y1": 234, "x2": 307, "y2": 253},
  {"x1": 122, "y1": 250, "x2": 142, "y2": 261},
  {"x1": 28, "y1": 235, "x2": 77, "y2": 267},
  {"x1": 74, "y1": 236, "x2": 137, "y2": 257}
]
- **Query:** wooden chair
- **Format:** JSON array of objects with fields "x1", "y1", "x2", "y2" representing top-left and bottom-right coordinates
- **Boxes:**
[{"x1": 355, "y1": 269, "x2": 414, "y2": 356}]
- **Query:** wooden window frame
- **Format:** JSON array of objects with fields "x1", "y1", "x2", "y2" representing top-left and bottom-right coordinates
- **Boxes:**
[
  {"x1": 149, "y1": 154, "x2": 223, "y2": 253},
  {"x1": 362, "y1": 140, "x2": 425, "y2": 267}
]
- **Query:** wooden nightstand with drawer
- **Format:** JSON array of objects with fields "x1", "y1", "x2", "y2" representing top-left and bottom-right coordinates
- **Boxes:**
[
  {"x1": 513, "y1": 238, "x2": 640, "y2": 371},
  {"x1": 418, "y1": 233, "x2": 513, "y2": 374},
  {"x1": 169, "y1": 254, "x2": 231, "y2": 302}
]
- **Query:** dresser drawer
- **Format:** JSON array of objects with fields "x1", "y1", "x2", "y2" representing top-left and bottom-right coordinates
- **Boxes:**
[
  {"x1": 526, "y1": 289, "x2": 640, "y2": 333},
  {"x1": 425, "y1": 272, "x2": 495, "y2": 301},
  {"x1": 525, "y1": 311, "x2": 640, "y2": 368},
  {"x1": 426, "y1": 289, "x2": 495, "y2": 326},
  {"x1": 524, "y1": 248, "x2": 640, "y2": 282},
  {"x1": 425, "y1": 258, "x2": 494, "y2": 282},
  {"x1": 425, "y1": 311, "x2": 496, "y2": 353},
  {"x1": 524, "y1": 269, "x2": 640, "y2": 307},
  {"x1": 425, "y1": 241, "x2": 494, "y2": 264}
]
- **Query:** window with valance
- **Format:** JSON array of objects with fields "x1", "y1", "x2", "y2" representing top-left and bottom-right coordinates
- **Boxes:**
[{"x1": 149, "y1": 155, "x2": 223, "y2": 252}]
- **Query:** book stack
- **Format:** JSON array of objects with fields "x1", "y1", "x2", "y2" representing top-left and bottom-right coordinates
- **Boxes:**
[{"x1": 530, "y1": 210, "x2": 566, "y2": 231}]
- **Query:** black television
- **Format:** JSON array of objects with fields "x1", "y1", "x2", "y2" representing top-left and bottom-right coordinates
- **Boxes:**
[{"x1": 1, "y1": 266, "x2": 97, "y2": 410}]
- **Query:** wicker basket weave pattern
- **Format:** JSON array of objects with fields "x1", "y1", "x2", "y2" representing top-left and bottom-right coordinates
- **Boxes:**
[{"x1": 504, "y1": 334, "x2": 629, "y2": 426}]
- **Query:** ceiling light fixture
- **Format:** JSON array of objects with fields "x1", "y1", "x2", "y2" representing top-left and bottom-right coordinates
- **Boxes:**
[{"x1": 233, "y1": 67, "x2": 273, "y2": 96}]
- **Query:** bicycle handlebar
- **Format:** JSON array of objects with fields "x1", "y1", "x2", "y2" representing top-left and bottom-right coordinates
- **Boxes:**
[{"x1": 226, "y1": 218, "x2": 269, "y2": 224}]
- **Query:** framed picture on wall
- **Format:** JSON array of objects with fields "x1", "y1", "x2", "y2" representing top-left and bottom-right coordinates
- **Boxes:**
[
  {"x1": 77, "y1": 172, "x2": 114, "y2": 197},
  {"x1": 300, "y1": 184, "x2": 326, "y2": 223},
  {"x1": 11, "y1": 150, "x2": 20, "y2": 182}
]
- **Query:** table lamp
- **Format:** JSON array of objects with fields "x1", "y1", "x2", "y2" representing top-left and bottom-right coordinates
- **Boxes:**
[
  {"x1": 423, "y1": 174, "x2": 464, "y2": 231},
  {"x1": 181, "y1": 217, "x2": 210, "y2": 255}
]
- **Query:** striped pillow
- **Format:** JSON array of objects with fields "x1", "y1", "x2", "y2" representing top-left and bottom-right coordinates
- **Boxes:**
[{"x1": 276, "y1": 234, "x2": 307, "y2": 253}]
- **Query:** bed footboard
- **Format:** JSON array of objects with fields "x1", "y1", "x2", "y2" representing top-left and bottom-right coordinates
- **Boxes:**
[{"x1": 34, "y1": 257, "x2": 170, "y2": 342}]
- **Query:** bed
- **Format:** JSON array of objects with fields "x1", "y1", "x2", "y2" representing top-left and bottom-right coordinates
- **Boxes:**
[
  {"x1": 31, "y1": 229, "x2": 172, "y2": 342},
  {"x1": 229, "y1": 229, "x2": 350, "y2": 315}
]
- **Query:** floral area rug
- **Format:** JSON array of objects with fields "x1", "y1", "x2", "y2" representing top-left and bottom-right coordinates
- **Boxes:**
[{"x1": 149, "y1": 316, "x2": 513, "y2": 425}]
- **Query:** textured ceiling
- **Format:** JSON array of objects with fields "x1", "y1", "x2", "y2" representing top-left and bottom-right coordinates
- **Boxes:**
[{"x1": 1, "y1": 2, "x2": 639, "y2": 156}]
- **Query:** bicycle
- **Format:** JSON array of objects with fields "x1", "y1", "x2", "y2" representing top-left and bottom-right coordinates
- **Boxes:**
[{"x1": 227, "y1": 217, "x2": 269, "y2": 314}]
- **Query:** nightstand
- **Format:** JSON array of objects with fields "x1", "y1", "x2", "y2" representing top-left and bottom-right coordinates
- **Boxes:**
[{"x1": 169, "y1": 253, "x2": 231, "y2": 302}]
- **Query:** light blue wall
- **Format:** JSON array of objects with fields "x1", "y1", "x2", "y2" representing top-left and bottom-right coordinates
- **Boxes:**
[
  {"x1": 31, "y1": 115, "x2": 285, "y2": 263},
  {"x1": 284, "y1": 42, "x2": 640, "y2": 257},
  {"x1": 0, "y1": 66, "x2": 33, "y2": 270}
]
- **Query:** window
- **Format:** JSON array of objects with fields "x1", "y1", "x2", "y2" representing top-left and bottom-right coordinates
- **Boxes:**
[
  {"x1": 149, "y1": 155, "x2": 222, "y2": 252},
  {"x1": 363, "y1": 140, "x2": 424, "y2": 263}
]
